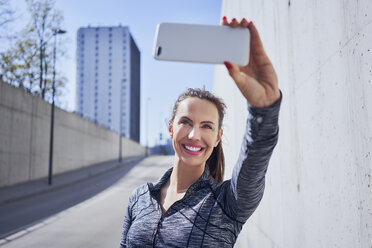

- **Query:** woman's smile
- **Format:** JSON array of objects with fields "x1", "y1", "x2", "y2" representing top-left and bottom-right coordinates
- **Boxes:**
[{"x1": 182, "y1": 143, "x2": 205, "y2": 155}]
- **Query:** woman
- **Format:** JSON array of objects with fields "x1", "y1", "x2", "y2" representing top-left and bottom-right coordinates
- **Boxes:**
[{"x1": 120, "y1": 17, "x2": 281, "y2": 247}]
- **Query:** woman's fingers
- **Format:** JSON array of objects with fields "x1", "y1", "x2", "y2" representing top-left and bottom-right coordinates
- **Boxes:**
[
  {"x1": 221, "y1": 16, "x2": 228, "y2": 25},
  {"x1": 221, "y1": 17, "x2": 251, "y2": 27},
  {"x1": 240, "y1": 18, "x2": 250, "y2": 27},
  {"x1": 247, "y1": 22, "x2": 266, "y2": 58}
]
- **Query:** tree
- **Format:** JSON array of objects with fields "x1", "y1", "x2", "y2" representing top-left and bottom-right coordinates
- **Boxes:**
[
  {"x1": 26, "y1": 0, "x2": 64, "y2": 99},
  {"x1": 0, "y1": 31, "x2": 39, "y2": 92},
  {"x1": 0, "y1": 0, "x2": 15, "y2": 40},
  {"x1": 0, "y1": 0, "x2": 14, "y2": 28},
  {"x1": 0, "y1": 0, "x2": 67, "y2": 101}
]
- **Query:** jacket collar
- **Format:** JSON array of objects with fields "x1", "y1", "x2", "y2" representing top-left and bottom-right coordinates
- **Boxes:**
[{"x1": 148, "y1": 165, "x2": 213, "y2": 200}]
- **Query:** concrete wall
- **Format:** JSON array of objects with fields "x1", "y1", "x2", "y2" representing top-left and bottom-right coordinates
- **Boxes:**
[
  {"x1": 214, "y1": 0, "x2": 372, "y2": 247},
  {"x1": 0, "y1": 80, "x2": 146, "y2": 187}
]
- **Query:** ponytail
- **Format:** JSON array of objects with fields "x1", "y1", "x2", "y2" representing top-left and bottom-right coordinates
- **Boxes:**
[{"x1": 207, "y1": 142, "x2": 225, "y2": 183}]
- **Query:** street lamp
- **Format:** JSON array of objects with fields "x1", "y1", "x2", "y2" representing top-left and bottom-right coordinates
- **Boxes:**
[
  {"x1": 146, "y1": 97, "x2": 150, "y2": 156},
  {"x1": 48, "y1": 28, "x2": 66, "y2": 185}
]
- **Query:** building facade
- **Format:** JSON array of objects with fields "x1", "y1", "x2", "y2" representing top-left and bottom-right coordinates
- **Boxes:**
[{"x1": 76, "y1": 26, "x2": 140, "y2": 142}]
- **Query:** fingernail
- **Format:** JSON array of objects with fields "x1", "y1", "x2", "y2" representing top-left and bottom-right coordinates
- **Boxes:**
[
  {"x1": 242, "y1": 18, "x2": 247, "y2": 22},
  {"x1": 232, "y1": 18, "x2": 237, "y2": 22},
  {"x1": 248, "y1": 21, "x2": 253, "y2": 25},
  {"x1": 224, "y1": 61, "x2": 232, "y2": 70},
  {"x1": 223, "y1": 16, "x2": 227, "y2": 20}
]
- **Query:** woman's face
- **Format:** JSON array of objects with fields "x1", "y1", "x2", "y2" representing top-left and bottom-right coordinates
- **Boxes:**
[{"x1": 169, "y1": 97, "x2": 222, "y2": 168}]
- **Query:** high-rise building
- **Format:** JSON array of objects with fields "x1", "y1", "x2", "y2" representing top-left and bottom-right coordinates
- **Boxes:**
[{"x1": 76, "y1": 26, "x2": 140, "y2": 142}]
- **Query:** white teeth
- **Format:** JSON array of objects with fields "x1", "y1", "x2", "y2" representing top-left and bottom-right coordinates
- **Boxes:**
[{"x1": 185, "y1": 145, "x2": 202, "y2": 152}]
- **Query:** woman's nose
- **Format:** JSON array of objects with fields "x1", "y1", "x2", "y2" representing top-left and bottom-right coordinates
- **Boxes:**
[{"x1": 188, "y1": 127, "x2": 200, "y2": 140}]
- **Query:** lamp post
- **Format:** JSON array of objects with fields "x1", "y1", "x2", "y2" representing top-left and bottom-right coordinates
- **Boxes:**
[
  {"x1": 146, "y1": 97, "x2": 150, "y2": 156},
  {"x1": 119, "y1": 82, "x2": 123, "y2": 163},
  {"x1": 48, "y1": 28, "x2": 66, "y2": 185}
]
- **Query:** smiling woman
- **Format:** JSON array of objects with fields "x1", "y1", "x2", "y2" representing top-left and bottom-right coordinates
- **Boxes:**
[{"x1": 120, "y1": 18, "x2": 282, "y2": 247}]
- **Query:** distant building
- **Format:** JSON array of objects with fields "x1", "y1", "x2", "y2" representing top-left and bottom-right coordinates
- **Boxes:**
[
  {"x1": 75, "y1": 26, "x2": 140, "y2": 142},
  {"x1": 150, "y1": 138, "x2": 174, "y2": 155}
]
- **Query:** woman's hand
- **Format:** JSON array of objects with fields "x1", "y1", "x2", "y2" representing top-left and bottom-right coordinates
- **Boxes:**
[{"x1": 222, "y1": 17, "x2": 280, "y2": 108}]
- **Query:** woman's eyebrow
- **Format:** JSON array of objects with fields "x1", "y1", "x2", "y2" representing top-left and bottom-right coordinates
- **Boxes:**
[
  {"x1": 180, "y1": 116, "x2": 193, "y2": 122},
  {"x1": 180, "y1": 117, "x2": 216, "y2": 126},
  {"x1": 201, "y1": 121, "x2": 216, "y2": 126}
]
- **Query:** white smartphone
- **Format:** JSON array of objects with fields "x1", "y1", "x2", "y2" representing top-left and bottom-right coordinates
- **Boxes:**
[{"x1": 153, "y1": 23, "x2": 250, "y2": 66}]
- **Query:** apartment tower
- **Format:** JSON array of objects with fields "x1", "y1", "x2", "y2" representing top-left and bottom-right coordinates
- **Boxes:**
[{"x1": 76, "y1": 26, "x2": 140, "y2": 142}]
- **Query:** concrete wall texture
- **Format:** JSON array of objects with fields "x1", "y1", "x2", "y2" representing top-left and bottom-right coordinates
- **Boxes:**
[
  {"x1": 214, "y1": 0, "x2": 372, "y2": 247},
  {"x1": 0, "y1": 80, "x2": 146, "y2": 188}
]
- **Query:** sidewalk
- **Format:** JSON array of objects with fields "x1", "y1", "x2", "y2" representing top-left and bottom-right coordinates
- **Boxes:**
[{"x1": 0, "y1": 156, "x2": 144, "y2": 205}]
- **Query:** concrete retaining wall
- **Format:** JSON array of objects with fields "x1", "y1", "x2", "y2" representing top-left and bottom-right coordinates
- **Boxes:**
[
  {"x1": 0, "y1": 80, "x2": 146, "y2": 187},
  {"x1": 214, "y1": 0, "x2": 372, "y2": 247}
]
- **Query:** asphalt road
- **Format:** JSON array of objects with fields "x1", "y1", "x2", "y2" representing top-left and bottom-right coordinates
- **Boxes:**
[{"x1": 0, "y1": 155, "x2": 172, "y2": 248}]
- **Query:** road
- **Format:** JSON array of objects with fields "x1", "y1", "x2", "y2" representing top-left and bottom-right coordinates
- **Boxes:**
[{"x1": 0, "y1": 155, "x2": 172, "y2": 248}]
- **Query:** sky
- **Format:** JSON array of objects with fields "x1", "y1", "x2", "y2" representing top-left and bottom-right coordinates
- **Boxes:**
[{"x1": 7, "y1": 0, "x2": 223, "y2": 146}]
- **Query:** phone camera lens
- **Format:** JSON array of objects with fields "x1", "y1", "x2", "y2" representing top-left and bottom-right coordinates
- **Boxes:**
[{"x1": 156, "y1": 46, "x2": 162, "y2": 56}]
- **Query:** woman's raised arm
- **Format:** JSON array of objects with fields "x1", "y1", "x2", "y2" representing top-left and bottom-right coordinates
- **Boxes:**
[{"x1": 220, "y1": 17, "x2": 282, "y2": 222}]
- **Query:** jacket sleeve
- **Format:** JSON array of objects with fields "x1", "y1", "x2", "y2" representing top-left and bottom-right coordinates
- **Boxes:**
[
  {"x1": 229, "y1": 92, "x2": 282, "y2": 223},
  {"x1": 119, "y1": 193, "x2": 135, "y2": 248}
]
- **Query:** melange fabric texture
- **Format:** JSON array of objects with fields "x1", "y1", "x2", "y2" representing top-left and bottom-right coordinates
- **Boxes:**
[{"x1": 120, "y1": 94, "x2": 282, "y2": 248}]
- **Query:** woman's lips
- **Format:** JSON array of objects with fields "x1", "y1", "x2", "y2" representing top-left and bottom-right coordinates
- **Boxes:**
[{"x1": 182, "y1": 144, "x2": 204, "y2": 155}]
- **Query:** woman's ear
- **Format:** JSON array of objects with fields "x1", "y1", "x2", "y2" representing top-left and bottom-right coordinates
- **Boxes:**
[
  {"x1": 168, "y1": 121, "x2": 173, "y2": 139},
  {"x1": 215, "y1": 129, "x2": 223, "y2": 147}
]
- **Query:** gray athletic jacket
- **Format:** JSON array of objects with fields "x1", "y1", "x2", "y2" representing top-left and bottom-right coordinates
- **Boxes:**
[{"x1": 120, "y1": 95, "x2": 281, "y2": 247}]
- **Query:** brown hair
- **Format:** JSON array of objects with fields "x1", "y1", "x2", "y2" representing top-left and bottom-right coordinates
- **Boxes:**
[{"x1": 170, "y1": 88, "x2": 226, "y2": 183}]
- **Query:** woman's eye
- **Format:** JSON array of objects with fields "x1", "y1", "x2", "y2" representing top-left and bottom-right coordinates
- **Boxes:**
[
  {"x1": 202, "y1": 124, "x2": 212, "y2": 129},
  {"x1": 180, "y1": 120, "x2": 190, "y2": 125}
]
